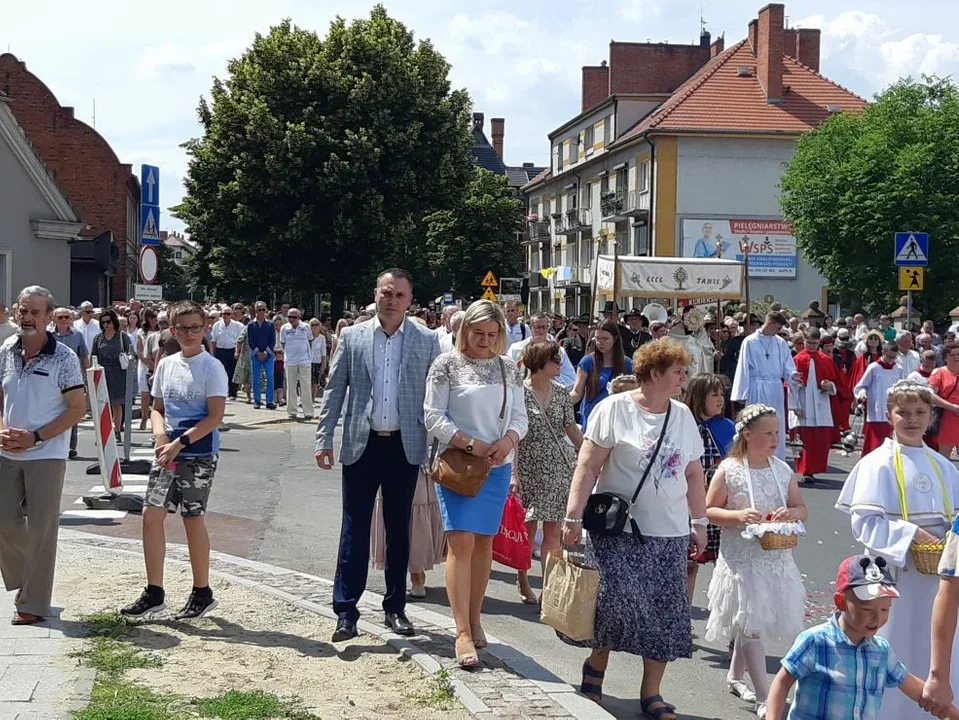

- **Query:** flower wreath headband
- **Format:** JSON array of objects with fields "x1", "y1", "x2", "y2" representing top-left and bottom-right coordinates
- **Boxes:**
[
  {"x1": 733, "y1": 404, "x2": 778, "y2": 440},
  {"x1": 886, "y1": 379, "x2": 933, "y2": 402}
]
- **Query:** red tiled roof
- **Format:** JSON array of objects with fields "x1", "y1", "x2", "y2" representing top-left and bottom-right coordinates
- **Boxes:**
[
  {"x1": 617, "y1": 40, "x2": 867, "y2": 141},
  {"x1": 522, "y1": 167, "x2": 551, "y2": 191}
]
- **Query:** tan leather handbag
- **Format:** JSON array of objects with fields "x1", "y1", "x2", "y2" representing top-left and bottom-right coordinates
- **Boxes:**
[{"x1": 429, "y1": 357, "x2": 508, "y2": 497}]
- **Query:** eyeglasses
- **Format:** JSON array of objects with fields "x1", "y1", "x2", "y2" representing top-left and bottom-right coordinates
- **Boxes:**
[
  {"x1": 175, "y1": 324, "x2": 205, "y2": 335},
  {"x1": 55, "y1": 315, "x2": 71, "y2": 320},
  {"x1": 82, "y1": 310, "x2": 93, "y2": 314},
  {"x1": 289, "y1": 315, "x2": 300, "y2": 319}
]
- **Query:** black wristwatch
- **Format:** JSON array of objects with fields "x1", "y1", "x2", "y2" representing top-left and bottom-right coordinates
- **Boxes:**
[
  {"x1": 32, "y1": 430, "x2": 43, "y2": 445},
  {"x1": 177, "y1": 434, "x2": 193, "y2": 448}
]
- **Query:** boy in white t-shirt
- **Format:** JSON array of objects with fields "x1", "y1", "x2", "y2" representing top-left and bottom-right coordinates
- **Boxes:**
[{"x1": 121, "y1": 301, "x2": 228, "y2": 620}]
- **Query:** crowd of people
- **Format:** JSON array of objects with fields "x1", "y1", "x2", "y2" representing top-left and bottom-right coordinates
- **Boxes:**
[{"x1": 7, "y1": 276, "x2": 959, "y2": 719}]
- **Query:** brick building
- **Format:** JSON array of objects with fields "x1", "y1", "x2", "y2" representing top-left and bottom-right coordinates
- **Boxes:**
[
  {"x1": 0, "y1": 53, "x2": 139, "y2": 306},
  {"x1": 523, "y1": 3, "x2": 864, "y2": 315}
]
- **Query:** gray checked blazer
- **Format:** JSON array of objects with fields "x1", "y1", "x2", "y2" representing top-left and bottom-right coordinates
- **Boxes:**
[{"x1": 315, "y1": 317, "x2": 440, "y2": 466}]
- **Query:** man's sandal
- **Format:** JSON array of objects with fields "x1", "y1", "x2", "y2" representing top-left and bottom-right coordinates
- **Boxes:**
[
  {"x1": 640, "y1": 694, "x2": 677, "y2": 719},
  {"x1": 580, "y1": 659, "x2": 605, "y2": 702}
]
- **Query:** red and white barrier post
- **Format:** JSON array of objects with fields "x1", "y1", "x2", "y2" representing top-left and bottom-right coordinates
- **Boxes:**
[{"x1": 86, "y1": 360, "x2": 123, "y2": 494}]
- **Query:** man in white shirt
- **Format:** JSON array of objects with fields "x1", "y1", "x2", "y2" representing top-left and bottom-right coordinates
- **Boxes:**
[
  {"x1": 73, "y1": 300, "x2": 101, "y2": 354},
  {"x1": 504, "y1": 302, "x2": 530, "y2": 347},
  {"x1": 280, "y1": 308, "x2": 313, "y2": 420},
  {"x1": 210, "y1": 307, "x2": 243, "y2": 399},
  {"x1": 854, "y1": 313, "x2": 870, "y2": 341},
  {"x1": 508, "y1": 313, "x2": 576, "y2": 389},
  {"x1": 439, "y1": 310, "x2": 465, "y2": 353},
  {"x1": 896, "y1": 331, "x2": 921, "y2": 376},
  {"x1": 435, "y1": 306, "x2": 457, "y2": 339},
  {"x1": 0, "y1": 302, "x2": 17, "y2": 345}
]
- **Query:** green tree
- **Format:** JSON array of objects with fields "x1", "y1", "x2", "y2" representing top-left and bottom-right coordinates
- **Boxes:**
[
  {"x1": 155, "y1": 243, "x2": 192, "y2": 301},
  {"x1": 780, "y1": 76, "x2": 959, "y2": 320},
  {"x1": 425, "y1": 168, "x2": 523, "y2": 299},
  {"x1": 173, "y1": 7, "x2": 473, "y2": 312}
]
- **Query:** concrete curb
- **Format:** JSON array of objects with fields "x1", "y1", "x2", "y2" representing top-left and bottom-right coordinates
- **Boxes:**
[{"x1": 60, "y1": 530, "x2": 615, "y2": 720}]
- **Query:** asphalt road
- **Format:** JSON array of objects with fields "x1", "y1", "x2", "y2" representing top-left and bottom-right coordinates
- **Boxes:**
[{"x1": 60, "y1": 404, "x2": 871, "y2": 720}]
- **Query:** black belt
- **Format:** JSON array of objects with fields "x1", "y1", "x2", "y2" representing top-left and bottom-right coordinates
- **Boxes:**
[{"x1": 371, "y1": 430, "x2": 400, "y2": 437}]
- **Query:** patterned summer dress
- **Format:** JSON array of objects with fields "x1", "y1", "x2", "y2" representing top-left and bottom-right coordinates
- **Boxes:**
[{"x1": 516, "y1": 381, "x2": 577, "y2": 522}]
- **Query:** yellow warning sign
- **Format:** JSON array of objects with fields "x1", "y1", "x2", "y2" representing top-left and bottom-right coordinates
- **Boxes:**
[
  {"x1": 481, "y1": 288, "x2": 498, "y2": 302},
  {"x1": 899, "y1": 267, "x2": 923, "y2": 291},
  {"x1": 480, "y1": 271, "x2": 498, "y2": 287}
]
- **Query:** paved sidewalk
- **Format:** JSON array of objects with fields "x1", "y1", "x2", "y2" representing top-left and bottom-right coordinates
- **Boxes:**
[{"x1": 57, "y1": 530, "x2": 610, "y2": 720}]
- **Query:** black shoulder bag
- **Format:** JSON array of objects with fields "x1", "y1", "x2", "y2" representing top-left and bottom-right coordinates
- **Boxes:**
[{"x1": 582, "y1": 401, "x2": 672, "y2": 539}]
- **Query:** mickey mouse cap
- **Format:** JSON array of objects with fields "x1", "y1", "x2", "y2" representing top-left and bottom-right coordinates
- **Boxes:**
[{"x1": 836, "y1": 554, "x2": 900, "y2": 601}]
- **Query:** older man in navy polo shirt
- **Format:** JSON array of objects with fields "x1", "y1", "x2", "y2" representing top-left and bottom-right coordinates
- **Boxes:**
[{"x1": 0, "y1": 286, "x2": 86, "y2": 624}]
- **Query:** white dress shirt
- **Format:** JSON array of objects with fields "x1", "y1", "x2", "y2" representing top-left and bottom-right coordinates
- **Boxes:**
[
  {"x1": 73, "y1": 318, "x2": 101, "y2": 354},
  {"x1": 280, "y1": 321, "x2": 313, "y2": 366},
  {"x1": 371, "y1": 315, "x2": 404, "y2": 432},
  {"x1": 211, "y1": 318, "x2": 243, "y2": 350},
  {"x1": 506, "y1": 335, "x2": 577, "y2": 389},
  {"x1": 506, "y1": 321, "x2": 530, "y2": 347}
]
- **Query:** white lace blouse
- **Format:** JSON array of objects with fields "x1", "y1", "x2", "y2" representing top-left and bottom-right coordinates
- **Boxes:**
[{"x1": 424, "y1": 351, "x2": 529, "y2": 467}]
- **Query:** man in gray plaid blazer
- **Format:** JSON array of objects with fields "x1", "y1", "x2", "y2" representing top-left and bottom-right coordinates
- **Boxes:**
[{"x1": 315, "y1": 268, "x2": 440, "y2": 642}]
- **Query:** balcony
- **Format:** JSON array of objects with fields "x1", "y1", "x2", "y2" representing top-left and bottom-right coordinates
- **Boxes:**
[
  {"x1": 527, "y1": 271, "x2": 546, "y2": 288},
  {"x1": 601, "y1": 190, "x2": 650, "y2": 220},
  {"x1": 556, "y1": 208, "x2": 593, "y2": 236},
  {"x1": 525, "y1": 221, "x2": 551, "y2": 244}
]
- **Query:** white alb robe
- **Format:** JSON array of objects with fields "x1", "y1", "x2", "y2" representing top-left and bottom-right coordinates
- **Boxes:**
[
  {"x1": 731, "y1": 330, "x2": 797, "y2": 459},
  {"x1": 837, "y1": 439, "x2": 959, "y2": 720},
  {"x1": 854, "y1": 363, "x2": 905, "y2": 423},
  {"x1": 788, "y1": 362, "x2": 834, "y2": 428}
]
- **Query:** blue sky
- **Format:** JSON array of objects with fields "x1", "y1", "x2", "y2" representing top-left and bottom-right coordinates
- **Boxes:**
[{"x1": 4, "y1": 0, "x2": 957, "y2": 232}]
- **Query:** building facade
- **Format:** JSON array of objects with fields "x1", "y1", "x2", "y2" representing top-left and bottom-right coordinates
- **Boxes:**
[
  {"x1": 0, "y1": 53, "x2": 140, "y2": 306},
  {"x1": 522, "y1": 3, "x2": 865, "y2": 315},
  {"x1": 0, "y1": 94, "x2": 84, "y2": 306},
  {"x1": 160, "y1": 230, "x2": 196, "y2": 266}
]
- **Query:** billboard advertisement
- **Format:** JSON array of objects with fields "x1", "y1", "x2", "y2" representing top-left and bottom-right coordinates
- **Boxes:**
[{"x1": 681, "y1": 218, "x2": 797, "y2": 278}]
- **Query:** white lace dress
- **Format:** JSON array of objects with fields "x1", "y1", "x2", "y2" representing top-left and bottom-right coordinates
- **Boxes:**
[{"x1": 705, "y1": 456, "x2": 806, "y2": 643}]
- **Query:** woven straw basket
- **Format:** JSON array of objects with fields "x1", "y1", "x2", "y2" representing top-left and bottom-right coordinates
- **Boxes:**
[
  {"x1": 911, "y1": 541, "x2": 945, "y2": 575},
  {"x1": 759, "y1": 532, "x2": 799, "y2": 551}
]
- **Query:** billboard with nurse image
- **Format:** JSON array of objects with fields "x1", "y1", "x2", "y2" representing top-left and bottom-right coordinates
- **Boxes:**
[{"x1": 681, "y1": 218, "x2": 797, "y2": 278}]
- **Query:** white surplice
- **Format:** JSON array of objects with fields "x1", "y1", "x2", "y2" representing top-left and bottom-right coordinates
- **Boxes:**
[
  {"x1": 731, "y1": 330, "x2": 797, "y2": 459},
  {"x1": 854, "y1": 362, "x2": 905, "y2": 423},
  {"x1": 788, "y1": 362, "x2": 834, "y2": 428},
  {"x1": 837, "y1": 439, "x2": 959, "y2": 720}
]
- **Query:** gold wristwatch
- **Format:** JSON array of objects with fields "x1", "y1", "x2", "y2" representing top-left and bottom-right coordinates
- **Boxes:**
[{"x1": 465, "y1": 437, "x2": 475, "y2": 454}]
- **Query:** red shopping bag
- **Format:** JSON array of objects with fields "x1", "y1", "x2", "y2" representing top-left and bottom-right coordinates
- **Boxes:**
[{"x1": 492, "y1": 494, "x2": 532, "y2": 571}]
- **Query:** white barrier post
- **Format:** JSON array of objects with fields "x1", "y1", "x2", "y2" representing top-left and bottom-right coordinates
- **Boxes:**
[{"x1": 86, "y1": 359, "x2": 123, "y2": 494}]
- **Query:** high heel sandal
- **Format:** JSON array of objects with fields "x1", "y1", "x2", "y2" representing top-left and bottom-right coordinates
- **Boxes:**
[
  {"x1": 580, "y1": 659, "x2": 605, "y2": 702},
  {"x1": 455, "y1": 635, "x2": 479, "y2": 669}
]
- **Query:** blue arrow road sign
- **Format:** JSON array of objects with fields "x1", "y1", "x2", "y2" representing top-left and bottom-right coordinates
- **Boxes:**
[
  {"x1": 894, "y1": 232, "x2": 929, "y2": 267},
  {"x1": 141, "y1": 165, "x2": 159, "y2": 207},
  {"x1": 141, "y1": 205, "x2": 160, "y2": 246}
]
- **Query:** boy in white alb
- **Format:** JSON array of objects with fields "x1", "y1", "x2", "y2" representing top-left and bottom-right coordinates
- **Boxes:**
[
  {"x1": 121, "y1": 301, "x2": 228, "y2": 620},
  {"x1": 854, "y1": 341, "x2": 906, "y2": 455},
  {"x1": 837, "y1": 380, "x2": 959, "y2": 720}
]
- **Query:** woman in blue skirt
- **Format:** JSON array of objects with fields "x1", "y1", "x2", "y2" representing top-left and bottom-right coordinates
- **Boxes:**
[{"x1": 424, "y1": 300, "x2": 528, "y2": 668}]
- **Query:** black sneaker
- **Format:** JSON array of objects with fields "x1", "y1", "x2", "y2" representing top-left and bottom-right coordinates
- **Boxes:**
[
  {"x1": 266, "y1": 404, "x2": 277, "y2": 410},
  {"x1": 254, "y1": 404, "x2": 262, "y2": 410},
  {"x1": 120, "y1": 587, "x2": 166, "y2": 617},
  {"x1": 173, "y1": 591, "x2": 218, "y2": 620}
]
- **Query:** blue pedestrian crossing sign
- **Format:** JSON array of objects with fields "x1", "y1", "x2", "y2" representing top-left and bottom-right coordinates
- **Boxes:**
[
  {"x1": 140, "y1": 205, "x2": 160, "y2": 246},
  {"x1": 894, "y1": 232, "x2": 929, "y2": 267}
]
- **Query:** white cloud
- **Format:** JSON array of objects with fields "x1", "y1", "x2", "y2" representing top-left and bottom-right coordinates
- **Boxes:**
[{"x1": 618, "y1": 0, "x2": 663, "y2": 22}]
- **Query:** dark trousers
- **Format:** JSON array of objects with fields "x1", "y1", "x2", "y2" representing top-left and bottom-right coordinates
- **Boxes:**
[
  {"x1": 213, "y1": 348, "x2": 238, "y2": 398},
  {"x1": 333, "y1": 432, "x2": 419, "y2": 622}
]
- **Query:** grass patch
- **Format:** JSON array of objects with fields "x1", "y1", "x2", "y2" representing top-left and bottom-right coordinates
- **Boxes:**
[
  {"x1": 83, "y1": 612, "x2": 134, "y2": 640},
  {"x1": 408, "y1": 668, "x2": 457, "y2": 709},
  {"x1": 73, "y1": 678, "x2": 184, "y2": 720},
  {"x1": 71, "y1": 637, "x2": 162, "y2": 677},
  {"x1": 192, "y1": 690, "x2": 320, "y2": 719}
]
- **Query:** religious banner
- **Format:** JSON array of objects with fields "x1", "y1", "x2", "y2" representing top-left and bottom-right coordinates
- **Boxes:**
[{"x1": 595, "y1": 255, "x2": 744, "y2": 300}]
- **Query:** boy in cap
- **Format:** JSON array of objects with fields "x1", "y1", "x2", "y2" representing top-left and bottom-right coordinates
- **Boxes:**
[{"x1": 767, "y1": 554, "x2": 959, "y2": 719}]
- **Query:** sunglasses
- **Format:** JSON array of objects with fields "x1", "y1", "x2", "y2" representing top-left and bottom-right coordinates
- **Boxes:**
[{"x1": 55, "y1": 315, "x2": 71, "y2": 320}]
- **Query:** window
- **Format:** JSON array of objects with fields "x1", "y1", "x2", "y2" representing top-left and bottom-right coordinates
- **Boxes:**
[
  {"x1": 604, "y1": 115, "x2": 613, "y2": 145},
  {"x1": 567, "y1": 190, "x2": 577, "y2": 211},
  {"x1": 637, "y1": 160, "x2": 650, "y2": 192},
  {"x1": 615, "y1": 168, "x2": 628, "y2": 194},
  {"x1": 584, "y1": 125, "x2": 594, "y2": 148},
  {"x1": 633, "y1": 224, "x2": 650, "y2": 256},
  {"x1": 600, "y1": 175, "x2": 609, "y2": 195},
  {"x1": 581, "y1": 182, "x2": 591, "y2": 209},
  {"x1": 553, "y1": 145, "x2": 561, "y2": 172},
  {"x1": 569, "y1": 137, "x2": 579, "y2": 162},
  {"x1": 541, "y1": 244, "x2": 552, "y2": 270},
  {"x1": 174, "y1": 250, "x2": 182, "y2": 259}
]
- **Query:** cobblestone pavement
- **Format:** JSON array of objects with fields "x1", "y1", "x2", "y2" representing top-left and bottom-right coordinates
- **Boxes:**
[{"x1": 60, "y1": 530, "x2": 612, "y2": 720}]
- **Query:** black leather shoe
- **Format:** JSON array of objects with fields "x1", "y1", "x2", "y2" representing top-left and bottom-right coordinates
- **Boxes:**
[
  {"x1": 332, "y1": 618, "x2": 358, "y2": 642},
  {"x1": 384, "y1": 612, "x2": 415, "y2": 636}
]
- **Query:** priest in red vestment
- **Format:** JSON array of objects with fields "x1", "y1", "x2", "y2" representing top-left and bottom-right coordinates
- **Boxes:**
[{"x1": 790, "y1": 328, "x2": 845, "y2": 482}]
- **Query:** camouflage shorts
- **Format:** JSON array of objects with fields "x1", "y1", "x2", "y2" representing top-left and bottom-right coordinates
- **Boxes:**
[{"x1": 145, "y1": 456, "x2": 217, "y2": 518}]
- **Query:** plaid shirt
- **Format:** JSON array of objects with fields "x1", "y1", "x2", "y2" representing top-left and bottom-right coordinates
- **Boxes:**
[{"x1": 782, "y1": 611, "x2": 906, "y2": 720}]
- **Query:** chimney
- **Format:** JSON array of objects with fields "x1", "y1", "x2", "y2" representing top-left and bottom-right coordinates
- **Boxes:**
[
  {"x1": 748, "y1": 19, "x2": 758, "y2": 55},
  {"x1": 582, "y1": 63, "x2": 610, "y2": 112},
  {"x1": 795, "y1": 28, "x2": 821, "y2": 71},
  {"x1": 700, "y1": 29, "x2": 711, "y2": 48},
  {"x1": 710, "y1": 35, "x2": 725, "y2": 58},
  {"x1": 757, "y1": 3, "x2": 785, "y2": 103},
  {"x1": 490, "y1": 118, "x2": 505, "y2": 159},
  {"x1": 472, "y1": 112, "x2": 484, "y2": 133}
]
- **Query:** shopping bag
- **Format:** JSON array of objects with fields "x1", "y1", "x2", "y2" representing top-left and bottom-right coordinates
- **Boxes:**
[
  {"x1": 540, "y1": 549, "x2": 598, "y2": 642},
  {"x1": 492, "y1": 494, "x2": 532, "y2": 571}
]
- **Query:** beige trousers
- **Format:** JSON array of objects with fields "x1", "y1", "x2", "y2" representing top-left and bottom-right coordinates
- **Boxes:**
[
  {"x1": 0, "y1": 458, "x2": 65, "y2": 616},
  {"x1": 285, "y1": 363, "x2": 313, "y2": 419}
]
